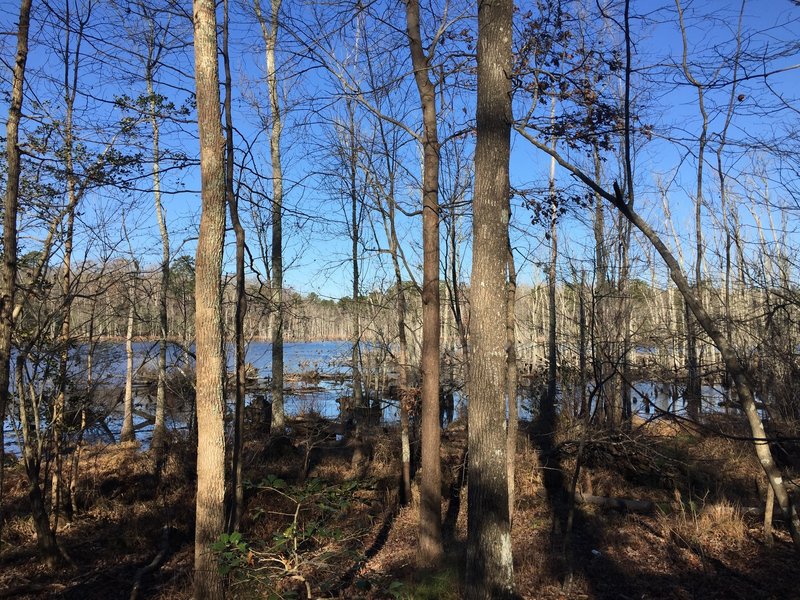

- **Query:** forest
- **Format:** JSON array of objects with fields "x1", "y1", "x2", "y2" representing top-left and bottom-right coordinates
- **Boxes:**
[{"x1": 1, "y1": 0, "x2": 799, "y2": 598}]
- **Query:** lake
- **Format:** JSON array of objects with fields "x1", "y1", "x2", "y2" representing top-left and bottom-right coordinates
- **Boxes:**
[
  {"x1": 3, "y1": 340, "x2": 368, "y2": 455},
  {"x1": 2, "y1": 341, "x2": 757, "y2": 455}
]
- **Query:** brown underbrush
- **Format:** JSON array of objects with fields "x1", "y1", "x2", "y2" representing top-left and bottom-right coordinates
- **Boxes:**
[{"x1": 0, "y1": 410, "x2": 797, "y2": 599}]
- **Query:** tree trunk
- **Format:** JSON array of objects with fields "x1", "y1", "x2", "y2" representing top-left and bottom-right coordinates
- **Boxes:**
[
  {"x1": 347, "y1": 101, "x2": 364, "y2": 413},
  {"x1": 146, "y1": 49, "x2": 170, "y2": 456},
  {"x1": 677, "y1": 0, "x2": 708, "y2": 421},
  {"x1": 223, "y1": 0, "x2": 247, "y2": 534},
  {"x1": 254, "y1": 0, "x2": 285, "y2": 434},
  {"x1": 384, "y1": 176, "x2": 412, "y2": 504},
  {"x1": 192, "y1": 0, "x2": 228, "y2": 595},
  {"x1": 52, "y1": 0, "x2": 82, "y2": 522},
  {"x1": 120, "y1": 297, "x2": 136, "y2": 442},
  {"x1": 0, "y1": 0, "x2": 32, "y2": 535},
  {"x1": 465, "y1": 0, "x2": 515, "y2": 596},
  {"x1": 545, "y1": 143, "x2": 558, "y2": 428},
  {"x1": 506, "y1": 234, "x2": 518, "y2": 526},
  {"x1": 578, "y1": 271, "x2": 588, "y2": 417},
  {"x1": 405, "y1": 0, "x2": 443, "y2": 565},
  {"x1": 17, "y1": 357, "x2": 63, "y2": 567}
]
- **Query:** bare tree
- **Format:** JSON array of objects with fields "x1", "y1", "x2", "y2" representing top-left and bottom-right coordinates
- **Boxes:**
[
  {"x1": 514, "y1": 126, "x2": 800, "y2": 552},
  {"x1": 253, "y1": 0, "x2": 285, "y2": 434}
]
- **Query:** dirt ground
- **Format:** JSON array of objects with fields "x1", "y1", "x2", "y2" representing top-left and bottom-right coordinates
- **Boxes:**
[{"x1": 0, "y1": 411, "x2": 797, "y2": 599}]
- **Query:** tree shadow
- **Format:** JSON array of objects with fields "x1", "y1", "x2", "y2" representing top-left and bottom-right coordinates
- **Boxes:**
[{"x1": 524, "y1": 407, "x2": 799, "y2": 599}]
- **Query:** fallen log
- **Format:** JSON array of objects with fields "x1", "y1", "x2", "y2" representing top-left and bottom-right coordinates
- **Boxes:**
[
  {"x1": 133, "y1": 408, "x2": 155, "y2": 423},
  {"x1": 130, "y1": 526, "x2": 171, "y2": 600},
  {"x1": 574, "y1": 491, "x2": 654, "y2": 514}
]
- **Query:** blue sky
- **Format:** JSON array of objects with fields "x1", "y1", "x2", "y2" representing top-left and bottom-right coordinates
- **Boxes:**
[{"x1": 2, "y1": 0, "x2": 798, "y2": 300}]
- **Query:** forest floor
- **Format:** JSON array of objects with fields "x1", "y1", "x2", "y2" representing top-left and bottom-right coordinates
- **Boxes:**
[{"x1": 0, "y1": 409, "x2": 798, "y2": 599}]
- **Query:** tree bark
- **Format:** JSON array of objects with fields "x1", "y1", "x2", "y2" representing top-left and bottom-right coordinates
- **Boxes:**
[
  {"x1": 545, "y1": 126, "x2": 558, "y2": 428},
  {"x1": 383, "y1": 164, "x2": 412, "y2": 503},
  {"x1": 506, "y1": 233, "x2": 518, "y2": 526},
  {"x1": 145, "y1": 40, "x2": 170, "y2": 455},
  {"x1": 0, "y1": 0, "x2": 32, "y2": 535},
  {"x1": 192, "y1": 0, "x2": 228, "y2": 595},
  {"x1": 17, "y1": 357, "x2": 63, "y2": 567},
  {"x1": 676, "y1": 0, "x2": 707, "y2": 420},
  {"x1": 405, "y1": 0, "x2": 443, "y2": 565},
  {"x1": 254, "y1": 0, "x2": 285, "y2": 434},
  {"x1": 251, "y1": 0, "x2": 286, "y2": 433},
  {"x1": 466, "y1": 0, "x2": 515, "y2": 596},
  {"x1": 120, "y1": 294, "x2": 136, "y2": 442},
  {"x1": 346, "y1": 101, "x2": 364, "y2": 413},
  {"x1": 222, "y1": 0, "x2": 247, "y2": 534}
]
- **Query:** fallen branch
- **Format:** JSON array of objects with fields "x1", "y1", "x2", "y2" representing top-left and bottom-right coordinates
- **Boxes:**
[
  {"x1": 574, "y1": 491, "x2": 654, "y2": 514},
  {"x1": 0, "y1": 583, "x2": 66, "y2": 598},
  {"x1": 130, "y1": 526, "x2": 171, "y2": 600}
]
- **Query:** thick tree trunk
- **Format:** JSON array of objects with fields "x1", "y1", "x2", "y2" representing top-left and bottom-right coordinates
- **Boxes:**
[
  {"x1": 192, "y1": 0, "x2": 228, "y2": 596},
  {"x1": 405, "y1": 0, "x2": 443, "y2": 565},
  {"x1": 0, "y1": 0, "x2": 32, "y2": 533},
  {"x1": 465, "y1": 0, "x2": 515, "y2": 597}
]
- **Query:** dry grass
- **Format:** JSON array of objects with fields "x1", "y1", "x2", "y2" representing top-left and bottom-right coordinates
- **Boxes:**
[{"x1": 663, "y1": 498, "x2": 748, "y2": 554}]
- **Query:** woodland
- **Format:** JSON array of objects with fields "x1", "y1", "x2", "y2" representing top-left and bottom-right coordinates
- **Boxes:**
[{"x1": 1, "y1": 0, "x2": 800, "y2": 598}]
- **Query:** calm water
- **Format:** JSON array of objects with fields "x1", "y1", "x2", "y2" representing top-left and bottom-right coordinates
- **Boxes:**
[
  {"x1": 3, "y1": 341, "x2": 363, "y2": 455},
  {"x1": 2, "y1": 341, "x2": 759, "y2": 455}
]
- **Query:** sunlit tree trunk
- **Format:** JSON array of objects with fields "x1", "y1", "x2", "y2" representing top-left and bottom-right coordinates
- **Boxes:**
[
  {"x1": 372, "y1": 110, "x2": 413, "y2": 503},
  {"x1": 144, "y1": 33, "x2": 170, "y2": 455},
  {"x1": 466, "y1": 0, "x2": 515, "y2": 596},
  {"x1": 405, "y1": 0, "x2": 443, "y2": 565},
  {"x1": 192, "y1": 0, "x2": 227, "y2": 595},
  {"x1": 120, "y1": 286, "x2": 136, "y2": 442},
  {"x1": 715, "y1": 2, "x2": 744, "y2": 407}
]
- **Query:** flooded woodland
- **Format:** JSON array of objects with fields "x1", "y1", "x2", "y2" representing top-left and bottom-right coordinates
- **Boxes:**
[{"x1": 2, "y1": 0, "x2": 800, "y2": 598}]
